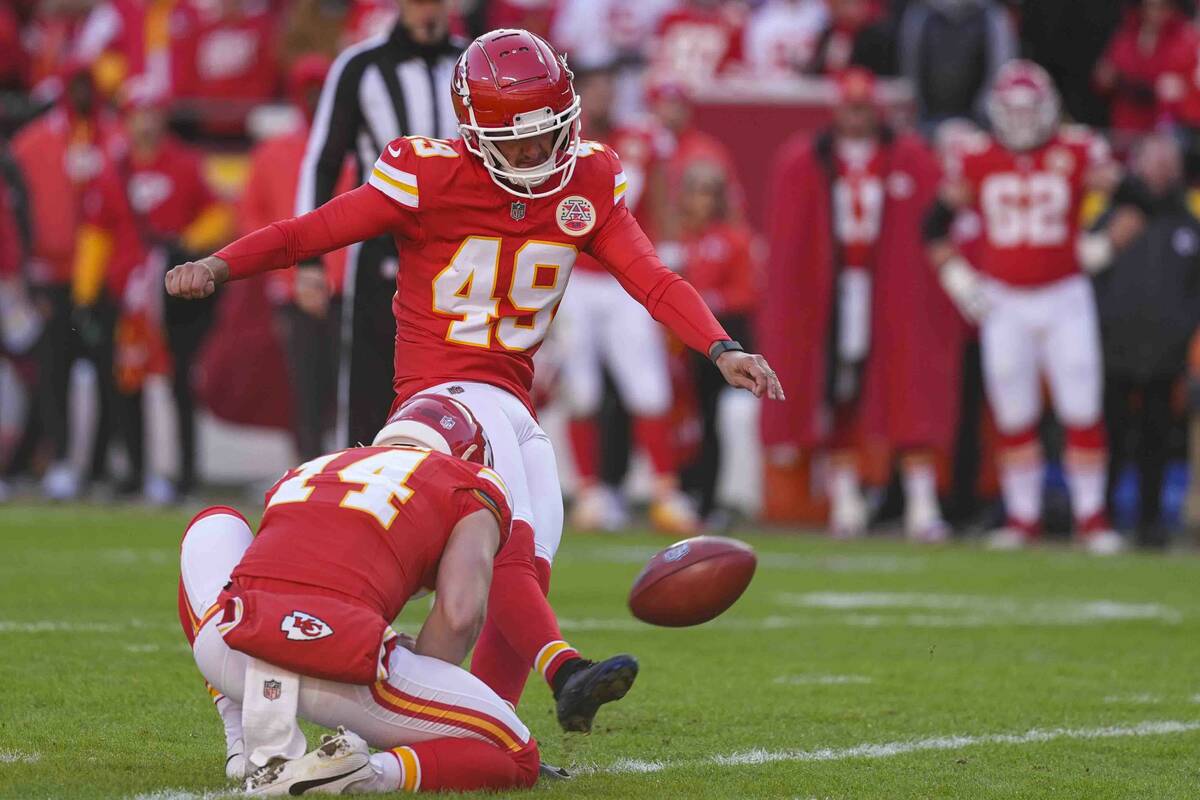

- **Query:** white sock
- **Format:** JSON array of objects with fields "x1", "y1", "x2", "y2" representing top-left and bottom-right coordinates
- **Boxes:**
[
  {"x1": 348, "y1": 752, "x2": 405, "y2": 794},
  {"x1": 902, "y1": 460, "x2": 940, "y2": 518},
  {"x1": 214, "y1": 694, "x2": 244, "y2": 757},
  {"x1": 1000, "y1": 458, "x2": 1044, "y2": 525},
  {"x1": 830, "y1": 460, "x2": 861, "y2": 505},
  {"x1": 1066, "y1": 451, "x2": 1107, "y2": 523}
]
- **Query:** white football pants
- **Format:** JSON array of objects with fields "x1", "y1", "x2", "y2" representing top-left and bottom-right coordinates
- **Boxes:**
[
  {"x1": 980, "y1": 274, "x2": 1103, "y2": 434},
  {"x1": 556, "y1": 269, "x2": 672, "y2": 418},
  {"x1": 420, "y1": 381, "x2": 564, "y2": 563},
  {"x1": 181, "y1": 509, "x2": 531, "y2": 754}
]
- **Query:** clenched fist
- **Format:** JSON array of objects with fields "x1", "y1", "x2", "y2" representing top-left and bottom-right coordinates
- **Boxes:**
[
  {"x1": 716, "y1": 350, "x2": 786, "y2": 401},
  {"x1": 165, "y1": 255, "x2": 229, "y2": 300}
]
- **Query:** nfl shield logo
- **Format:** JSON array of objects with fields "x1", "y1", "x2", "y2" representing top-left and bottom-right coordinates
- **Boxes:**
[
  {"x1": 263, "y1": 680, "x2": 282, "y2": 701},
  {"x1": 510, "y1": 201, "x2": 526, "y2": 221}
]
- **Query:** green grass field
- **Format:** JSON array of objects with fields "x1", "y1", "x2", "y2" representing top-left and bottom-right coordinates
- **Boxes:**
[{"x1": 2, "y1": 504, "x2": 1199, "y2": 799}]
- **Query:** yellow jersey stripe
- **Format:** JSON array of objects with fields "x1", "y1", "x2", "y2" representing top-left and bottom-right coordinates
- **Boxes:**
[
  {"x1": 372, "y1": 167, "x2": 418, "y2": 196},
  {"x1": 369, "y1": 170, "x2": 419, "y2": 209},
  {"x1": 373, "y1": 682, "x2": 524, "y2": 752}
]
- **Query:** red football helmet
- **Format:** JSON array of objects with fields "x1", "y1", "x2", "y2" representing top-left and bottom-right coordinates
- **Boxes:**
[
  {"x1": 986, "y1": 59, "x2": 1060, "y2": 152},
  {"x1": 452, "y1": 28, "x2": 581, "y2": 198},
  {"x1": 372, "y1": 394, "x2": 492, "y2": 466}
]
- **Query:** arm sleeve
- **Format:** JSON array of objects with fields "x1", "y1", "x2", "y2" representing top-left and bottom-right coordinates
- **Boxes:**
[
  {"x1": 587, "y1": 202, "x2": 730, "y2": 356},
  {"x1": 295, "y1": 49, "x2": 363, "y2": 215},
  {"x1": 216, "y1": 183, "x2": 416, "y2": 280}
]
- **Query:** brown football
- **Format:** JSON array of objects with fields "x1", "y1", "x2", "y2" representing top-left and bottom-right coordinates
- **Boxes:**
[{"x1": 628, "y1": 536, "x2": 757, "y2": 627}]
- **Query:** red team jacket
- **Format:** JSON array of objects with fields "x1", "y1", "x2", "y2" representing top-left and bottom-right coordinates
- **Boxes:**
[
  {"x1": 219, "y1": 446, "x2": 512, "y2": 684},
  {"x1": 761, "y1": 132, "x2": 962, "y2": 452},
  {"x1": 127, "y1": 136, "x2": 217, "y2": 241},
  {"x1": 216, "y1": 136, "x2": 730, "y2": 413}
]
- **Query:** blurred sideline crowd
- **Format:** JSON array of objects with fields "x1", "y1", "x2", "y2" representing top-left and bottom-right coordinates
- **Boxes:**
[{"x1": 2, "y1": 0, "x2": 1200, "y2": 550}]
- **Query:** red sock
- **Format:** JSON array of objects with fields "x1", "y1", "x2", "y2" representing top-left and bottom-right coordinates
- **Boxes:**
[
  {"x1": 391, "y1": 738, "x2": 539, "y2": 792},
  {"x1": 568, "y1": 418, "x2": 600, "y2": 482},
  {"x1": 635, "y1": 415, "x2": 676, "y2": 475},
  {"x1": 469, "y1": 521, "x2": 579, "y2": 704}
]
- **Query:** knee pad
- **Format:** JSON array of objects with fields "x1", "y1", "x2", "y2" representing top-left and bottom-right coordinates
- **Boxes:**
[{"x1": 181, "y1": 505, "x2": 250, "y2": 548}]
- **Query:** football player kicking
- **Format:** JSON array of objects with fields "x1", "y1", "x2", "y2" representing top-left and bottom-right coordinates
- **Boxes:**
[
  {"x1": 179, "y1": 395, "x2": 548, "y2": 794},
  {"x1": 924, "y1": 60, "x2": 1141, "y2": 554},
  {"x1": 167, "y1": 28, "x2": 784, "y2": 728}
]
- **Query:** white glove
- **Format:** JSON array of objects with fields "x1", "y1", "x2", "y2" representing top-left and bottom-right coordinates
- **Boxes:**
[
  {"x1": 1076, "y1": 232, "x2": 1114, "y2": 274},
  {"x1": 938, "y1": 257, "x2": 990, "y2": 322}
]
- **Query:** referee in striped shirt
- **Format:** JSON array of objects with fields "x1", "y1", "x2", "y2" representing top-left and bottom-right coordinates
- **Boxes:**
[{"x1": 295, "y1": 0, "x2": 463, "y2": 448}]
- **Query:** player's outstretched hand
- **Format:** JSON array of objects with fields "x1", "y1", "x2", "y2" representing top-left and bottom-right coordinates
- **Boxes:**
[
  {"x1": 716, "y1": 351, "x2": 785, "y2": 400},
  {"x1": 165, "y1": 255, "x2": 229, "y2": 300}
]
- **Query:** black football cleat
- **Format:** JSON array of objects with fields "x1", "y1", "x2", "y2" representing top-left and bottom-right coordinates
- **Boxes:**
[
  {"x1": 554, "y1": 654, "x2": 638, "y2": 733},
  {"x1": 539, "y1": 762, "x2": 572, "y2": 781}
]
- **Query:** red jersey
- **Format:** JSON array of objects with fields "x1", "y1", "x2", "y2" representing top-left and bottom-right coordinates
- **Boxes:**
[
  {"x1": 832, "y1": 140, "x2": 886, "y2": 270},
  {"x1": 81, "y1": 165, "x2": 145, "y2": 299},
  {"x1": 951, "y1": 128, "x2": 1109, "y2": 287},
  {"x1": 240, "y1": 126, "x2": 349, "y2": 301},
  {"x1": 681, "y1": 221, "x2": 757, "y2": 316},
  {"x1": 172, "y1": 6, "x2": 279, "y2": 106},
  {"x1": 12, "y1": 107, "x2": 125, "y2": 284},
  {"x1": 218, "y1": 135, "x2": 730, "y2": 412},
  {"x1": 127, "y1": 137, "x2": 216, "y2": 240},
  {"x1": 575, "y1": 121, "x2": 666, "y2": 274},
  {"x1": 652, "y1": 5, "x2": 746, "y2": 85},
  {"x1": 234, "y1": 446, "x2": 512, "y2": 621}
]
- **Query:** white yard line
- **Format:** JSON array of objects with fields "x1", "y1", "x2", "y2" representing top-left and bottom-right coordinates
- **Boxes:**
[
  {"x1": 778, "y1": 592, "x2": 1182, "y2": 626},
  {"x1": 774, "y1": 674, "x2": 872, "y2": 686},
  {"x1": 559, "y1": 545, "x2": 926, "y2": 573},
  {"x1": 0, "y1": 619, "x2": 177, "y2": 634},
  {"x1": 0, "y1": 749, "x2": 40, "y2": 764},
  {"x1": 129, "y1": 791, "x2": 239, "y2": 800},
  {"x1": 1103, "y1": 693, "x2": 1161, "y2": 704},
  {"x1": 574, "y1": 719, "x2": 1200, "y2": 775}
]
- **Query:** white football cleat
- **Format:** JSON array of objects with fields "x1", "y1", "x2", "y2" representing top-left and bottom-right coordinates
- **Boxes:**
[
  {"x1": 41, "y1": 462, "x2": 79, "y2": 501},
  {"x1": 829, "y1": 491, "x2": 868, "y2": 539},
  {"x1": 904, "y1": 499, "x2": 949, "y2": 544},
  {"x1": 570, "y1": 484, "x2": 626, "y2": 532},
  {"x1": 244, "y1": 727, "x2": 371, "y2": 796},
  {"x1": 226, "y1": 750, "x2": 248, "y2": 782},
  {"x1": 1080, "y1": 528, "x2": 1126, "y2": 556},
  {"x1": 986, "y1": 525, "x2": 1034, "y2": 551},
  {"x1": 649, "y1": 490, "x2": 700, "y2": 537}
]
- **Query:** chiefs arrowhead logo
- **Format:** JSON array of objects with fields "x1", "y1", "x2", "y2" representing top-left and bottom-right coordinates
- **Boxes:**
[
  {"x1": 281, "y1": 611, "x2": 334, "y2": 641},
  {"x1": 556, "y1": 195, "x2": 596, "y2": 236}
]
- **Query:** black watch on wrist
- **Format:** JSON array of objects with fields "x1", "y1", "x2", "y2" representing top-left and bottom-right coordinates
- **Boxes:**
[{"x1": 708, "y1": 339, "x2": 744, "y2": 363}]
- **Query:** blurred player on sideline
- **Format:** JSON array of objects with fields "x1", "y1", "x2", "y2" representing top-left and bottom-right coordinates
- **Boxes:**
[
  {"x1": 924, "y1": 60, "x2": 1141, "y2": 554},
  {"x1": 556, "y1": 61, "x2": 698, "y2": 535},
  {"x1": 166, "y1": 29, "x2": 783, "y2": 731},
  {"x1": 763, "y1": 68, "x2": 960, "y2": 541},
  {"x1": 119, "y1": 78, "x2": 232, "y2": 500},
  {"x1": 179, "y1": 395, "x2": 541, "y2": 794}
]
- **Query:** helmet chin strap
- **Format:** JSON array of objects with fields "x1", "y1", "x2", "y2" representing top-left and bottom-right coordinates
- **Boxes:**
[{"x1": 461, "y1": 99, "x2": 582, "y2": 199}]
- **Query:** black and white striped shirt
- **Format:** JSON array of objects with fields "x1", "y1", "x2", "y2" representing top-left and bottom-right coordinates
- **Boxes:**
[{"x1": 296, "y1": 25, "x2": 464, "y2": 216}]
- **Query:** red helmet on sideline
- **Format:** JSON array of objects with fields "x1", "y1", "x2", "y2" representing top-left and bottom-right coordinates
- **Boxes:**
[
  {"x1": 373, "y1": 394, "x2": 492, "y2": 466},
  {"x1": 987, "y1": 59, "x2": 1060, "y2": 152},
  {"x1": 452, "y1": 28, "x2": 581, "y2": 198}
]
